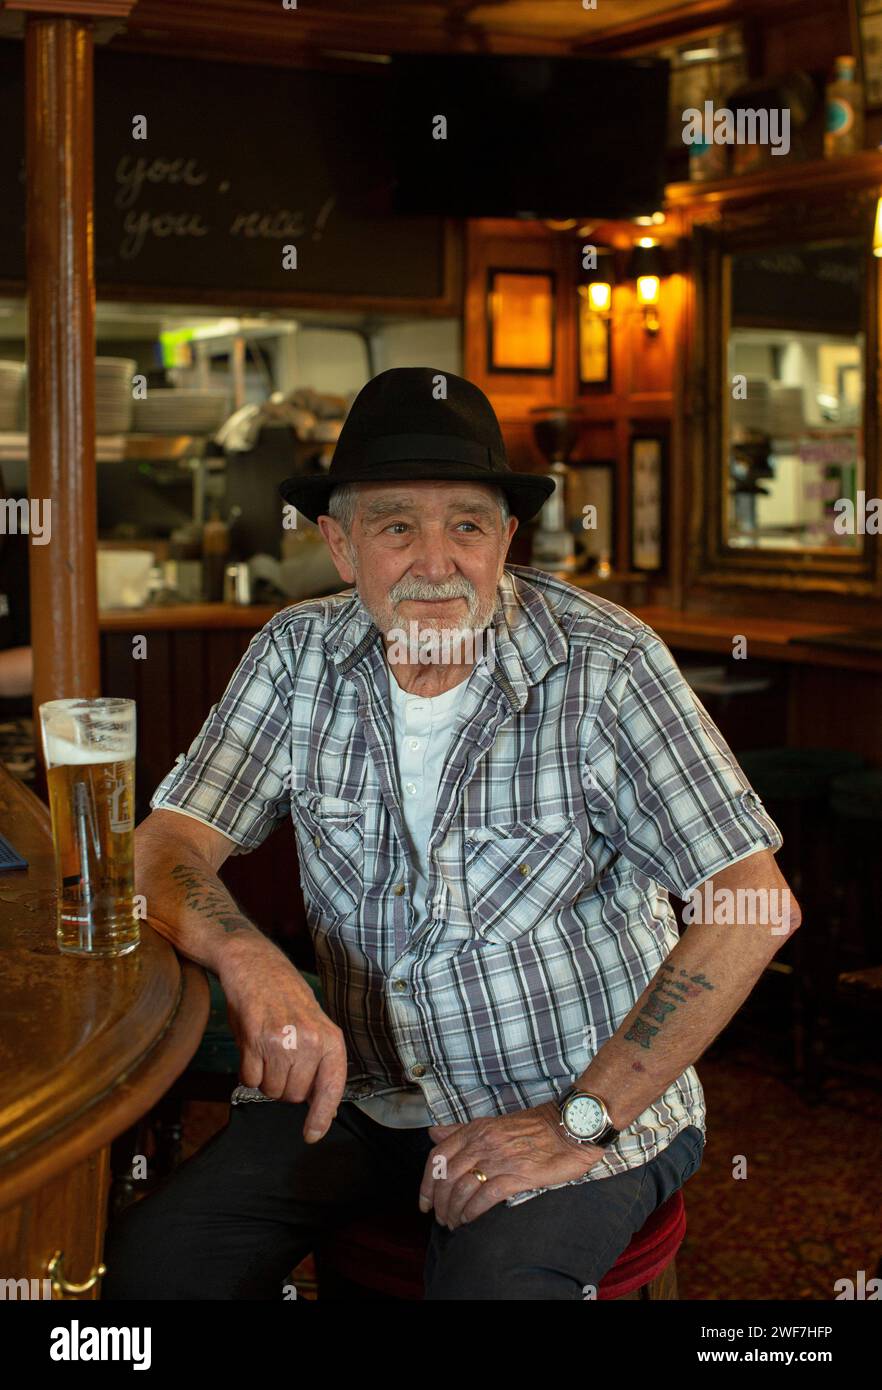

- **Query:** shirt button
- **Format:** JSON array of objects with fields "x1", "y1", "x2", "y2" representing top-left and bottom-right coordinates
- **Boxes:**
[
  {"x1": 313, "y1": 834, "x2": 321, "y2": 849},
  {"x1": 405, "y1": 781, "x2": 418, "y2": 796},
  {"x1": 392, "y1": 979, "x2": 407, "y2": 992},
  {"x1": 393, "y1": 883, "x2": 406, "y2": 896},
  {"x1": 410, "y1": 1063, "x2": 427, "y2": 1078},
  {"x1": 408, "y1": 739, "x2": 420, "y2": 751},
  {"x1": 518, "y1": 861, "x2": 531, "y2": 876}
]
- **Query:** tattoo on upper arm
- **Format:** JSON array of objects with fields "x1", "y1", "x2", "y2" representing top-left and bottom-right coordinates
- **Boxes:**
[
  {"x1": 169, "y1": 862, "x2": 256, "y2": 936},
  {"x1": 624, "y1": 961, "x2": 715, "y2": 1050}
]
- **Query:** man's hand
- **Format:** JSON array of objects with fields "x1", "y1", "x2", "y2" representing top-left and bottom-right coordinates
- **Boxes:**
[
  {"x1": 418, "y1": 1102, "x2": 604, "y2": 1229},
  {"x1": 218, "y1": 937, "x2": 348, "y2": 1143}
]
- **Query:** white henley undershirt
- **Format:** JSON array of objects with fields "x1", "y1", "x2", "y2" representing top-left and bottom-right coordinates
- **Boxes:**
[{"x1": 349, "y1": 657, "x2": 473, "y2": 1128}]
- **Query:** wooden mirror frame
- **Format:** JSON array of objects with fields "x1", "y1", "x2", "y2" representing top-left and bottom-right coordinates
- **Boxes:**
[{"x1": 688, "y1": 184, "x2": 882, "y2": 596}]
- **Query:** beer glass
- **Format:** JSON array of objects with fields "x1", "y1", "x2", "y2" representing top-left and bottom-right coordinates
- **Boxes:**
[{"x1": 39, "y1": 697, "x2": 139, "y2": 957}]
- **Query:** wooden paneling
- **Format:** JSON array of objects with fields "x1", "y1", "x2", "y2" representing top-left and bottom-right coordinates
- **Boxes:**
[
  {"x1": 618, "y1": 278, "x2": 683, "y2": 403},
  {"x1": 0, "y1": 1148, "x2": 110, "y2": 1300},
  {"x1": 787, "y1": 667, "x2": 882, "y2": 765},
  {"x1": 464, "y1": 220, "x2": 570, "y2": 417},
  {"x1": 464, "y1": 217, "x2": 683, "y2": 605}
]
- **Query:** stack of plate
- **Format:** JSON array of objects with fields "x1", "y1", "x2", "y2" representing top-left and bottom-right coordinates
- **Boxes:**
[
  {"x1": 0, "y1": 361, "x2": 25, "y2": 432},
  {"x1": 96, "y1": 358, "x2": 136, "y2": 435},
  {"x1": 131, "y1": 389, "x2": 229, "y2": 435}
]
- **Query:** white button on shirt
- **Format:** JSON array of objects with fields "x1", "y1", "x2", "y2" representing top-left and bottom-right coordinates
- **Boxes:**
[{"x1": 350, "y1": 659, "x2": 473, "y2": 1129}]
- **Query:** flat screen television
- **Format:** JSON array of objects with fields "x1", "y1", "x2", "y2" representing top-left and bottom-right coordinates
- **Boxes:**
[{"x1": 389, "y1": 54, "x2": 670, "y2": 220}]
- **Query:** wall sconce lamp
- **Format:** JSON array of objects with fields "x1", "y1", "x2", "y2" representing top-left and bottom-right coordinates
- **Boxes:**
[
  {"x1": 627, "y1": 238, "x2": 668, "y2": 335},
  {"x1": 578, "y1": 248, "x2": 617, "y2": 320},
  {"x1": 873, "y1": 196, "x2": 882, "y2": 257}
]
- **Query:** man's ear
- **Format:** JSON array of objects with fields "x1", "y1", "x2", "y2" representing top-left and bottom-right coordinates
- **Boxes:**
[
  {"x1": 317, "y1": 515, "x2": 356, "y2": 585},
  {"x1": 504, "y1": 515, "x2": 519, "y2": 555}
]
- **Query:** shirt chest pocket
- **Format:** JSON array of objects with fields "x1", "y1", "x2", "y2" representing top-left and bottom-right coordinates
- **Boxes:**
[
  {"x1": 291, "y1": 791, "x2": 364, "y2": 924},
  {"x1": 464, "y1": 813, "x2": 586, "y2": 945}
]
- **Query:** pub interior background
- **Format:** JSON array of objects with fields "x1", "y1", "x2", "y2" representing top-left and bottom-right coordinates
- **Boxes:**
[{"x1": 0, "y1": 0, "x2": 880, "y2": 1309}]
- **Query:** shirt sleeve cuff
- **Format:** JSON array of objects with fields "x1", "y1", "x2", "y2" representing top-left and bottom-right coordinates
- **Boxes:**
[{"x1": 668, "y1": 790, "x2": 784, "y2": 900}]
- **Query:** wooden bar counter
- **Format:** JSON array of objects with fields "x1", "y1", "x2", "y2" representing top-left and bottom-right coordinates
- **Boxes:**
[
  {"x1": 0, "y1": 765, "x2": 209, "y2": 1299},
  {"x1": 97, "y1": 594, "x2": 882, "y2": 674}
]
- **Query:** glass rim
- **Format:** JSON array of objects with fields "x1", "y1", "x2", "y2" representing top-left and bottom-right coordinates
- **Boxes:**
[{"x1": 39, "y1": 697, "x2": 135, "y2": 718}]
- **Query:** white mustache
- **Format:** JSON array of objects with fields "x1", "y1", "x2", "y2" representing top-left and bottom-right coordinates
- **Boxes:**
[{"x1": 388, "y1": 577, "x2": 476, "y2": 604}]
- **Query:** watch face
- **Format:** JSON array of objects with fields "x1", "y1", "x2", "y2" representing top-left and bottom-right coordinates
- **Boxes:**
[{"x1": 563, "y1": 1093, "x2": 604, "y2": 1139}]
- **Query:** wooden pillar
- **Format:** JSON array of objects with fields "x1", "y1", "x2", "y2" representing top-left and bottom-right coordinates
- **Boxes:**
[
  {"x1": 25, "y1": 14, "x2": 99, "y2": 714},
  {"x1": 0, "y1": 0, "x2": 136, "y2": 735}
]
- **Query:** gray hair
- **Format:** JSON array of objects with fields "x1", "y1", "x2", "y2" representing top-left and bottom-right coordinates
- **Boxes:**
[{"x1": 326, "y1": 480, "x2": 510, "y2": 534}]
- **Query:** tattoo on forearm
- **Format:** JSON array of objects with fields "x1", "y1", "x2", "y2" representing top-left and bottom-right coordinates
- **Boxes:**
[
  {"x1": 624, "y1": 962, "x2": 715, "y2": 1050},
  {"x1": 169, "y1": 862, "x2": 256, "y2": 936}
]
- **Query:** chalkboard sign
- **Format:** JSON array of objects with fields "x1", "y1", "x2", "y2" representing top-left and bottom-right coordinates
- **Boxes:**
[
  {"x1": 731, "y1": 241, "x2": 864, "y2": 336},
  {"x1": 0, "y1": 43, "x2": 450, "y2": 304}
]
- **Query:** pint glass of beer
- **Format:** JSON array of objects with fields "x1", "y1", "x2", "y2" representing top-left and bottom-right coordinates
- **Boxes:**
[{"x1": 39, "y1": 697, "x2": 139, "y2": 957}]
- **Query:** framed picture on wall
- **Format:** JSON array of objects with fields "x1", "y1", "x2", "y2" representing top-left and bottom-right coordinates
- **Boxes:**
[
  {"x1": 486, "y1": 268, "x2": 555, "y2": 373},
  {"x1": 572, "y1": 459, "x2": 617, "y2": 570},
  {"x1": 630, "y1": 434, "x2": 667, "y2": 572},
  {"x1": 577, "y1": 287, "x2": 612, "y2": 390}
]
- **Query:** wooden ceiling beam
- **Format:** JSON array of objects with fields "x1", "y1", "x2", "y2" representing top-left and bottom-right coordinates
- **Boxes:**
[{"x1": 108, "y1": 0, "x2": 569, "y2": 65}]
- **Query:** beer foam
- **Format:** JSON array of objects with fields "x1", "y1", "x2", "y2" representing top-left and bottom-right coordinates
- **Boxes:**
[{"x1": 43, "y1": 732, "x2": 124, "y2": 766}]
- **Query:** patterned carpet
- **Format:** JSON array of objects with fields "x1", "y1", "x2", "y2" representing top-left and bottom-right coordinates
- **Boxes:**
[
  {"x1": 677, "y1": 1046, "x2": 882, "y2": 1300},
  {"x1": 182, "y1": 1034, "x2": 882, "y2": 1302}
]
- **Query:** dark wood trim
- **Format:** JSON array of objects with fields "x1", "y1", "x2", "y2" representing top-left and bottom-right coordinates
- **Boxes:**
[
  {"x1": 112, "y1": 0, "x2": 569, "y2": 69},
  {"x1": 667, "y1": 151, "x2": 882, "y2": 216},
  {"x1": 98, "y1": 602, "x2": 286, "y2": 631},
  {"x1": 573, "y1": 0, "x2": 836, "y2": 55},
  {"x1": 687, "y1": 179, "x2": 882, "y2": 597},
  {"x1": 2, "y1": 0, "x2": 134, "y2": 13}
]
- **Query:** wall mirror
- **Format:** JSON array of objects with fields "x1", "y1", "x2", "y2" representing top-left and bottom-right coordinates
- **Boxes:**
[
  {"x1": 726, "y1": 240, "x2": 865, "y2": 553},
  {"x1": 693, "y1": 194, "x2": 880, "y2": 592}
]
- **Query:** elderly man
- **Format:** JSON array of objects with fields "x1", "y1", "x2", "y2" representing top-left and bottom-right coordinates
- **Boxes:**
[{"x1": 103, "y1": 368, "x2": 799, "y2": 1302}]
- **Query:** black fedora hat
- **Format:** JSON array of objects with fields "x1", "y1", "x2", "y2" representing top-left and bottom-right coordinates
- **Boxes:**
[{"x1": 278, "y1": 367, "x2": 555, "y2": 524}]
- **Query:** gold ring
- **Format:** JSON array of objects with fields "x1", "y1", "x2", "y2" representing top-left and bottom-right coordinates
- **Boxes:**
[{"x1": 470, "y1": 1168, "x2": 488, "y2": 1183}]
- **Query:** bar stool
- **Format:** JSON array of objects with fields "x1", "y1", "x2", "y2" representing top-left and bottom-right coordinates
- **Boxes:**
[
  {"x1": 313, "y1": 1187, "x2": 686, "y2": 1301},
  {"x1": 734, "y1": 747, "x2": 865, "y2": 1096},
  {"x1": 824, "y1": 771, "x2": 882, "y2": 1089},
  {"x1": 680, "y1": 665, "x2": 780, "y2": 753},
  {"x1": 829, "y1": 770, "x2": 882, "y2": 966}
]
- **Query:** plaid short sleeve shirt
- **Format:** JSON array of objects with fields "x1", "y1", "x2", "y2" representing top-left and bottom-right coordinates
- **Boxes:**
[{"x1": 151, "y1": 564, "x2": 783, "y2": 1205}]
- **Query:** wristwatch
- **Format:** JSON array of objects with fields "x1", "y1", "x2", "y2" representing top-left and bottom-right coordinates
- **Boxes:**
[{"x1": 558, "y1": 1087, "x2": 620, "y2": 1148}]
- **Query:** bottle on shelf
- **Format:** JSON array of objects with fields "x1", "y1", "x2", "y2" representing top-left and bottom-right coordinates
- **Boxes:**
[
  {"x1": 201, "y1": 508, "x2": 230, "y2": 603},
  {"x1": 824, "y1": 56, "x2": 864, "y2": 158},
  {"x1": 688, "y1": 96, "x2": 728, "y2": 183}
]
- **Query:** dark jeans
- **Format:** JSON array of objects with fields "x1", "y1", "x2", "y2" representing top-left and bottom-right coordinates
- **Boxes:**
[{"x1": 102, "y1": 1101, "x2": 705, "y2": 1302}]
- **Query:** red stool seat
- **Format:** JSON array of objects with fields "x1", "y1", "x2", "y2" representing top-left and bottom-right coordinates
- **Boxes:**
[
  {"x1": 597, "y1": 1188, "x2": 686, "y2": 1299},
  {"x1": 315, "y1": 1189, "x2": 686, "y2": 1300}
]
